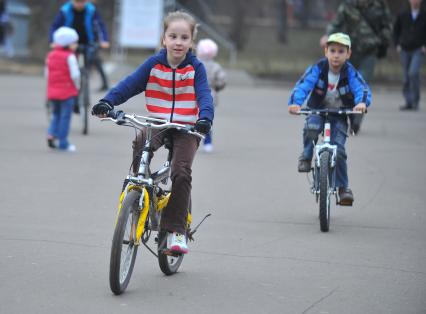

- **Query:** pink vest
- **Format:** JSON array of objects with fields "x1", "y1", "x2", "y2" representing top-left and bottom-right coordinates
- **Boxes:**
[
  {"x1": 46, "y1": 47, "x2": 79, "y2": 100},
  {"x1": 145, "y1": 64, "x2": 199, "y2": 125}
]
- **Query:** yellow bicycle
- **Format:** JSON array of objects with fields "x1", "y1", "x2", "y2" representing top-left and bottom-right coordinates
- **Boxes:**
[{"x1": 103, "y1": 110, "x2": 210, "y2": 295}]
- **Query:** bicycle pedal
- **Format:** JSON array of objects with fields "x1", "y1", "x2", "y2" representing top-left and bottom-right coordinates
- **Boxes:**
[
  {"x1": 338, "y1": 199, "x2": 353, "y2": 206},
  {"x1": 161, "y1": 248, "x2": 181, "y2": 257}
]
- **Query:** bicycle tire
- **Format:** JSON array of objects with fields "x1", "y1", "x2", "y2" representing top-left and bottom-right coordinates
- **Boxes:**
[
  {"x1": 109, "y1": 190, "x2": 141, "y2": 295},
  {"x1": 157, "y1": 199, "x2": 190, "y2": 275},
  {"x1": 319, "y1": 151, "x2": 331, "y2": 232},
  {"x1": 80, "y1": 69, "x2": 89, "y2": 135},
  {"x1": 157, "y1": 232, "x2": 184, "y2": 275}
]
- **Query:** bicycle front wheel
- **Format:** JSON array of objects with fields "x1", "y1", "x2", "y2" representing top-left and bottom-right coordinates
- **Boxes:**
[
  {"x1": 319, "y1": 151, "x2": 331, "y2": 232},
  {"x1": 109, "y1": 190, "x2": 140, "y2": 295}
]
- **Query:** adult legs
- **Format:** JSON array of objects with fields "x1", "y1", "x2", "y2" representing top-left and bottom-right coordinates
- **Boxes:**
[
  {"x1": 407, "y1": 48, "x2": 423, "y2": 110},
  {"x1": 349, "y1": 53, "x2": 376, "y2": 133},
  {"x1": 400, "y1": 49, "x2": 413, "y2": 108}
]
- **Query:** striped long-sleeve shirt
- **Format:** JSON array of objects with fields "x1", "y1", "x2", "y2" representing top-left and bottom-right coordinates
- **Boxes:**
[{"x1": 103, "y1": 49, "x2": 214, "y2": 124}]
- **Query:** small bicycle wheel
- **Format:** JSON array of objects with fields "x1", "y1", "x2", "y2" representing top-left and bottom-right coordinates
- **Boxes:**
[
  {"x1": 157, "y1": 199, "x2": 190, "y2": 275},
  {"x1": 157, "y1": 231, "x2": 184, "y2": 275},
  {"x1": 319, "y1": 151, "x2": 331, "y2": 232},
  {"x1": 109, "y1": 190, "x2": 141, "y2": 295}
]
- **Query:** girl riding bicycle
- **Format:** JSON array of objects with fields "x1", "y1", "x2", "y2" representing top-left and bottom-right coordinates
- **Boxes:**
[
  {"x1": 92, "y1": 11, "x2": 214, "y2": 254},
  {"x1": 288, "y1": 33, "x2": 372, "y2": 204}
]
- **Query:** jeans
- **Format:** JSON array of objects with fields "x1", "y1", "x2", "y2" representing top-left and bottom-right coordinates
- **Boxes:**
[
  {"x1": 204, "y1": 131, "x2": 212, "y2": 145},
  {"x1": 400, "y1": 48, "x2": 423, "y2": 109},
  {"x1": 302, "y1": 115, "x2": 349, "y2": 188},
  {"x1": 350, "y1": 53, "x2": 377, "y2": 83},
  {"x1": 132, "y1": 129, "x2": 200, "y2": 234},
  {"x1": 47, "y1": 97, "x2": 75, "y2": 149}
]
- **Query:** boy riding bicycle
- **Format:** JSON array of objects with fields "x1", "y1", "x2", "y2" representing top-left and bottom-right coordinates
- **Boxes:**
[{"x1": 288, "y1": 33, "x2": 372, "y2": 204}]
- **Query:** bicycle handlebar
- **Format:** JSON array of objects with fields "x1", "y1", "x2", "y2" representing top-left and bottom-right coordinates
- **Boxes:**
[
  {"x1": 297, "y1": 108, "x2": 366, "y2": 116},
  {"x1": 100, "y1": 110, "x2": 205, "y2": 139}
]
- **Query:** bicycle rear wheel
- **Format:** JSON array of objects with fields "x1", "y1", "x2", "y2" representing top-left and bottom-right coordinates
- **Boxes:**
[
  {"x1": 157, "y1": 198, "x2": 190, "y2": 275},
  {"x1": 157, "y1": 231, "x2": 184, "y2": 275},
  {"x1": 109, "y1": 190, "x2": 140, "y2": 295},
  {"x1": 319, "y1": 151, "x2": 331, "y2": 232},
  {"x1": 79, "y1": 69, "x2": 89, "y2": 135}
]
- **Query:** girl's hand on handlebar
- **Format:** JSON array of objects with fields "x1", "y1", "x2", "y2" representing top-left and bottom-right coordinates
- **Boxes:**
[
  {"x1": 288, "y1": 105, "x2": 301, "y2": 115},
  {"x1": 92, "y1": 101, "x2": 113, "y2": 118},
  {"x1": 354, "y1": 103, "x2": 367, "y2": 113}
]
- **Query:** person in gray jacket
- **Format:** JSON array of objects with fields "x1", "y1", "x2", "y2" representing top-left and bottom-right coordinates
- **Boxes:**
[{"x1": 196, "y1": 38, "x2": 227, "y2": 153}]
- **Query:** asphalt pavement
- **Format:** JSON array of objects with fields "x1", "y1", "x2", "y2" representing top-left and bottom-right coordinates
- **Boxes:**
[{"x1": 0, "y1": 73, "x2": 425, "y2": 314}]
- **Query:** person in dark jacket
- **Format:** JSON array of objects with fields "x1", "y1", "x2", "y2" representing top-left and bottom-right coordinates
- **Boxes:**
[
  {"x1": 289, "y1": 33, "x2": 371, "y2": 204},
  {"x1": 49, "y1": 0, "x2": 110, "y2": 91},
  {"x1": 319, "y1": 0, "x2": 392, "y2": 134},
  {"x1": 49, "y1": 0, "x2": 109, "y2": 48},
  {"x1": 394, "y1": 0, "x2": 426, "y2": 111}
]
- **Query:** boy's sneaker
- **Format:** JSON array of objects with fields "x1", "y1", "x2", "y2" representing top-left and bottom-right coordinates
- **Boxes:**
[
  {"x1": 338, "y1": 187, "x2": 354, "y2": 206},
  {"x1": 298, "y1": 155, "x2": 311, "y2": 172},
  {"x1": 167, "y1": 232, "x2": 188, "y2": 254}
]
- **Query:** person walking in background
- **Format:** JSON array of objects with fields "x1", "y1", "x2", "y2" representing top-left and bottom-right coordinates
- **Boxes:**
[
  {"x1": 319, "y1": 0, "x2": 392, "y2": 134},
  {"x1": 92, "y1": 18, "x2": 109, "y2": 91},
  {"x1": 90, "y1": 0, "x2": 109, "y2": 91},
  {"x1": 196, "y1": 38, "x2": 226, "y2": 153},
  {"x1": 0, "y1": 0, "x2": 14, "y2": 58},
  {"x1": 49, "y1": 0, "x2": 110, "y2": 91},
  {"x1": 46, "y1": 27, "x2": 80, "y2": 152},
  {"x1": 393, "y1": 0, "x2": 426, "y2": 111}
]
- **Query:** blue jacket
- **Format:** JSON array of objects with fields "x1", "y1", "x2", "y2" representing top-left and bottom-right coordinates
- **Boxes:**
[
  {"x1": 103, "y1": 49, "x2": 214, "y2": 122},
  {"x1": 288, "y1": 58, "x2": 372, "y2": 108},
  {"x1": 49, "y1": 2, "x2": 108, "y2": 44}
]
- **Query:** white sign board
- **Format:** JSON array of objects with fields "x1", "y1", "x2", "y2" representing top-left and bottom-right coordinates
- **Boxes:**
[{"x1": 119, "y1": 0, "x2": 163, "y2": 48}]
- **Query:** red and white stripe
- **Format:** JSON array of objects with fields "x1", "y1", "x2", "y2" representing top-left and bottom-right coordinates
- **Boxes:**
[{"x1": 145, "y1": 64, "x2": 199, "y2": 124}]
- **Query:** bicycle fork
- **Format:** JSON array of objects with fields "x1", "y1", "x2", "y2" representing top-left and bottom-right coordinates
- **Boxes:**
[{"x1": 311, "y1": 122, "x2": 338, "y2": 199}]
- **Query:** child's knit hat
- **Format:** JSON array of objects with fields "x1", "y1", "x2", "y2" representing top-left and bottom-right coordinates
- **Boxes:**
[
  {"x1": 53, "y1": 27, "x2": 79, "y2": 47},
  {"x1": 196, "y1": 39, "x2": 218, "y2": 60}
]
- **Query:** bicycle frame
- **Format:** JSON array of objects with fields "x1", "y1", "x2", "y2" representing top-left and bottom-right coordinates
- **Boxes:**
[
  {"x1": 103, "y1": 113, "x2": 204, "y2": 245},
  {"x1": 313, "y1": 120, "x2": 338, "y2": 198},
  {"x1": 298, "y1": 108, "x2": 362, "y2": 200}
]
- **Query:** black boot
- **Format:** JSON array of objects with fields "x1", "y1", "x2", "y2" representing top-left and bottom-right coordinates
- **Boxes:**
[
  {"x1": 338, "y1": 187, "x2": 354, "y2": 206},
  {"x1": 297, "y1": 155, "x2": 311, "y2": 173}
]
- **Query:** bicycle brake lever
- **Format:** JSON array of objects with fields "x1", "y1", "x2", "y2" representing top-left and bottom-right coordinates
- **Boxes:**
[{"x1": 113, "y1": 110, "x2": 126, "y2": 125}]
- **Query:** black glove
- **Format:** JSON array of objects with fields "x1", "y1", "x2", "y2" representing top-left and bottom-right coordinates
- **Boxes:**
[
  {"x1": 194, "y1": 119, "x2": 212, "y2": 135},
  {"x1": 91, "y1": 101, "x2": 113, "y2": 116}
]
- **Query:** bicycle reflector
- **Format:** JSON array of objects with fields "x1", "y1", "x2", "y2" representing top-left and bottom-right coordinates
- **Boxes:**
[{"x1": 324, "y1": 123, "x2": 331, "y2": 141}]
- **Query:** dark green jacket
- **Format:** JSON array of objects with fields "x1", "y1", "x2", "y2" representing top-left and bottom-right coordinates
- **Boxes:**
[{"x1": 326, "y1": 0, "x2": 393, "y2": 56}]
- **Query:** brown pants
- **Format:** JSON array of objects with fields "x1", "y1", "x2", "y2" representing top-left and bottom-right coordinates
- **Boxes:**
[{"x1": 132, "y1": 129, "x2": 199, "y2": 234}]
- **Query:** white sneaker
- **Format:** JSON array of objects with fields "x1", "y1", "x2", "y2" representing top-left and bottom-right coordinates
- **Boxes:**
[
  {"x1": 203, "y1": 143, "x2": 213, "y2": 153},
  {"x1": 167, "y1": 232, "x2": 188, "y2": 254},
  {"x1": 63, "y1": 144, "x2": 76, "y2": 152}
]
